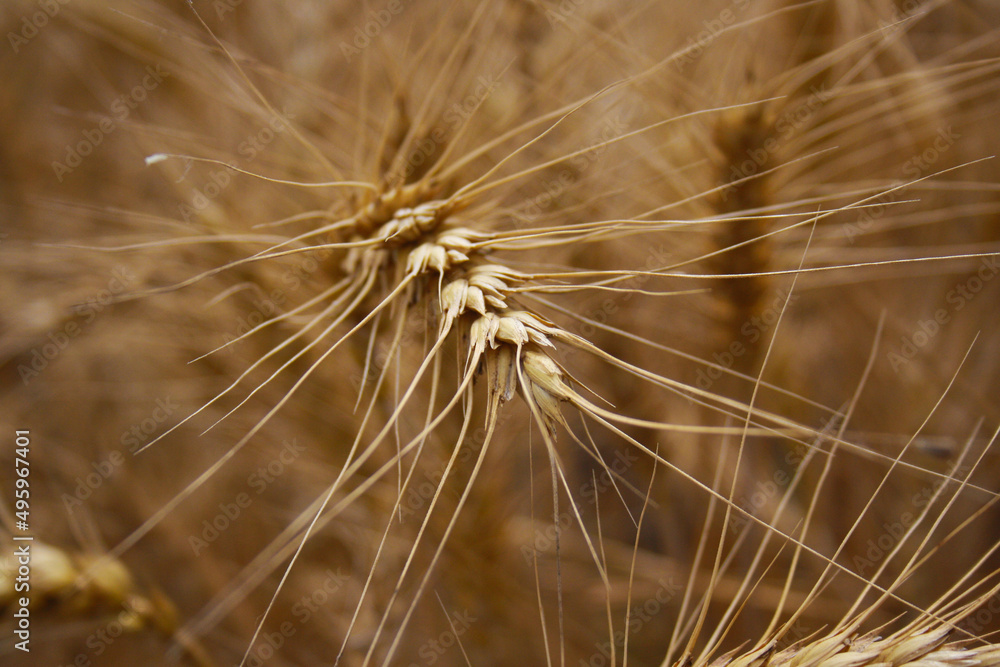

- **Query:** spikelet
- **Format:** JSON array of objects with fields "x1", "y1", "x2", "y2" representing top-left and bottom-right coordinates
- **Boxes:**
[
  {"x1": 0, "y1": 539, "x2": 213, "y2": 665},
  {"x1": 1, "y1": 0, "x2": 999, "y2": 665}
]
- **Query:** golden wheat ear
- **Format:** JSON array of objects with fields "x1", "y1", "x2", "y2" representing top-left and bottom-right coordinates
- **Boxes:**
[
  {"x1": 4, "y1": 0, "x2": 1000, "y2": 665},
  {"x1": 0, "y1": 499, "x2": 214, "y2": 666}
]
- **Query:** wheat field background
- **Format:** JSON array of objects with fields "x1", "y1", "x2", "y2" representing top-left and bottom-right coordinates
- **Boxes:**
[{"x1": 2, "y1": 1, "x2": 1000, "y2": 665}]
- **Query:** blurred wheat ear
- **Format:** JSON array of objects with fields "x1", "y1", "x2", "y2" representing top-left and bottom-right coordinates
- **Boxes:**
[{"x1": 1, "y1": 0, "x2": 1000, "y2": 665}]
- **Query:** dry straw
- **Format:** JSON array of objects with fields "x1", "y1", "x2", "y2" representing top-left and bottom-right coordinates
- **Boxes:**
[{"x1": 1, "y1": 0, "x2": 1000, "y2": 665}]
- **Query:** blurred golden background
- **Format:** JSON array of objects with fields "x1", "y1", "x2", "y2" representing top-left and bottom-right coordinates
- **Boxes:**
[{"x1": 2, "y1": 1, "x2": 1000, "y2": 665}]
